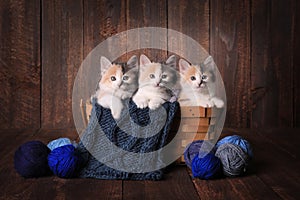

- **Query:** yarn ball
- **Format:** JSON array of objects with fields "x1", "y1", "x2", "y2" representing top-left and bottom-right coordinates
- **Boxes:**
[
  {"x1": 216, "y1": 135, "x2": 253, "y2": 158},
  {"x1": 184, "y1": 140, "x2": 215, "y2": 169},
  {"x1": 47, "y1": 137, "x2": 72, "y2": 151},
  {"x1": 48, "y1": 144, "x2": 84, "y2": 178},
  {"x1": 215, "y1": 143, "x2": 250, "y2": 177},
  {"x1": 14, "y1": 141, "x2": 51, "y2": 178},
  {"x1": 191, "y1": 152, "x2": 222, "y2": 180}
]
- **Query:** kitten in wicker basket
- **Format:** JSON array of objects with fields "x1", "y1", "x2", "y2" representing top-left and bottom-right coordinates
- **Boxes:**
[
  {"x1": 178, "y1": 56, "x2": 224, "y2": 108},
  {"x1": 133, "y1": 54, "x2": 178, "y2": 110},
  {"x1": 92, "y1": 55, "x2": 138, "y2": 119}
]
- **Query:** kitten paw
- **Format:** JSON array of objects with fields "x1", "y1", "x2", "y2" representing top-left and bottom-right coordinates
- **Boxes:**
[
  {"x1": 111, "y1": 110, "x2": 121, "y2": 119},
  {"x1": 110, "y1": 99, "x2": 123, "y2": 119},
  {"x1": 212, "y1": 98, "x2": 224, "y2": 108},
  {"x1": 199, "y1": 100, "x2": 214, "y2": 108},
  {"x1": 120, "y1": 92, "x2": 132, "y2": 100},
  {"x1": 133, "y1": 98, "x2": 148, "y2": 109},
  {"x1": 138, "y1": 101, "x2": 148, "y2": 109},
  {"x1": 148, "y1": 100, "x2": 163, "y2": 110}
]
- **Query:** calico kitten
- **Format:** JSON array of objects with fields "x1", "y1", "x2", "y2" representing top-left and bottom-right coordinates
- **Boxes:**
[
  {"x1": 133, "y1": 54, "x2": 178, "y2": 110},
  {"x1": 93, "y1": 55, "x2": 138, "y2": 119},
  {"x1": 178, "y1": 56, "x2": 224, "y2": 108}
]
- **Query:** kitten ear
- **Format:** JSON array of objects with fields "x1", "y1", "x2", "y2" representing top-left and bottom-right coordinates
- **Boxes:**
[
  {"x1": 140, "y1": 54, "x2": 151, "y2": 66},
  {"x1": 179, "y1": 59, "x2": 191, "y2": 73},
  {"x1": 202, "y1": 56, "x2": 216, "y2": 82},
  {"x1": 166, "y1": 55, "x2": 176, "y2": 68},
  {"x1": 203, "y1": 56, "x2": 215, "y2": 70},
  {"x1": 127, "y1": 55, "x2": 137, "y2": 69},
  {"x1": 100, "y1": 56, "x2": 112, "y2": 76}
]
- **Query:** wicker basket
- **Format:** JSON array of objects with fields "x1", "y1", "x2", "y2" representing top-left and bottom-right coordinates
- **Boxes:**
[{"x1": 80, "y1": 99, "x2": 213, "y2": 164}]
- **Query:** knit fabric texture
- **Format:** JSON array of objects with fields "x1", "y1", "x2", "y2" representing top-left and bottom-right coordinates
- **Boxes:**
[{"x1": 77, "y1": 99, "x2": 179, "y2": 180}]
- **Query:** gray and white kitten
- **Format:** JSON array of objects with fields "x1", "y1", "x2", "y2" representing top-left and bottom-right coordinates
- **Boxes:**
[
  {"x1": 133, "y1": 54, "x2": 178, "y2": 110},
  {"x1": 178, "y1": 56, "x2": 224, "y2": 108}
]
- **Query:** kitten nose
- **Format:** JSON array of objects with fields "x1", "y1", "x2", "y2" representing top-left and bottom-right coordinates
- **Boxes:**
[{"x1": 198, "y1": 80, "x2": 203, "y2": 87}]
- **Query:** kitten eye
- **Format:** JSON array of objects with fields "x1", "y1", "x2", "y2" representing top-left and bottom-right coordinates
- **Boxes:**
[
  {"x1": 162, "y1": 74, "x2": 167, "y2": 79},
  {"x1": 122, "y1": 76, "x2": 129, "y2": 81},
  {"x1": 149, "y1": 74, "x2": 155, "y2": 79},
  {"x1": 190, "y1": 76, "x2": 196, "y2": 81},
  {"x1": 111, "y1": 76, "x2": 116, "y2": 81},
  {"x1": 202, "y1": 75, "x2": 208, "y2": 80}
]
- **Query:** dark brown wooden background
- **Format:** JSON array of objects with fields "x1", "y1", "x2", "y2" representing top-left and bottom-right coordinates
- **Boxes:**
[{"x1": 0, "y1": 0, "x2": 299, "y2": 129}]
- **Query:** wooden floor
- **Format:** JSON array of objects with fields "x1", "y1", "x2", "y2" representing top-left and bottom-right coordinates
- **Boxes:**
[{"x1": 0, "y1": 128, "x2": 299, "y2": 200}]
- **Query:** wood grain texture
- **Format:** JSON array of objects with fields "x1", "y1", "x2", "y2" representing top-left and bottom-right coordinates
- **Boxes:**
[
  {"x1": 63, "y1": 179, "x2": 122, "y2": 200},
  {"x1": 252, "y1": 130, "x2": 300, "y2": 199},
  {"x1": 123, "y1": 166, "x2": 200, "y2": 200},
  {"x1": 210, "y1": 0, "x2": 251, "y2": 128},
  {"x1": 294, "y1": 0, "x2": 300, "y2": 127},
  {"x1": 168, "y1": 0, "x2": 209, "y2": 56},
  {"x1": 0, "y1": 0, "x2": 40, "y2": 129},
  {"x1": 257, "y1": 127, "x2": 300, "y2": 158},
  {"x1": 1, "y1": 0, "x2": 298, "y2": 129},
  {"x1": 83, "y1": 0, "x2": 127, "y2": 58},
  {"x1": 42, "y1": 0, "x2": 83, "y2": 128},
  {"x1": 126, "y1": 0, "x2": 167, "y2": 61},
  {"x1": 192, "y1": 174, "x2": 280, "y2": 200},
  {"x1": 251, "y1": 0, "x2": 294, "y2": 128}
]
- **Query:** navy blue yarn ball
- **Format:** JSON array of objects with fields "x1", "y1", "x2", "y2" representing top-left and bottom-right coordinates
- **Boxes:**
[
  {"x1": 184, "y1": 140, "x2": 215, "y2": 169},
  {"x1": 14, "y1": 141, "x2": 51, "y2": 178},
  {"x1": 191, "y1": 152, "x2": 222, "y2": 180},
  {"x1": 48, "y1": 144, "x2": 84, "y2": 178}
]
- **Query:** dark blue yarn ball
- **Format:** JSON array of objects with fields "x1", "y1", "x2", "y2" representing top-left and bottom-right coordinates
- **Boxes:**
[
  {"x1": 184, "y1": 140, "x2": 215, "y2": 169},
  {"x1": 191, "y1": 152, "x2": 222, "y2": 180},
  {"x1": 216, "y1": 135, "x2": 253, "y2": 158},
  {"x1": 14, "y1": 141, "x2": 51, "y2": 178},
  {"x1": 48, "y1": 144, "x2": 84, "y2": 178}
]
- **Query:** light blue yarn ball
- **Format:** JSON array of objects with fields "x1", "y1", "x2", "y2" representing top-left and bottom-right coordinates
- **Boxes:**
[
  {"x1": 216, "y1": 135, "x2": 253, "y2": 158},
  {"x1": 47, "y1": 138, "x2": 73, "y2": 151}
]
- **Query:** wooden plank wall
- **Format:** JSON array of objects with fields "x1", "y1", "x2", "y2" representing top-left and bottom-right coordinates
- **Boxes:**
[
  {"x1": 210, "y1": 0, "x2": 251, "y2": 128},
  {"x1": 251, "y1": 0, "x2": 295, "y2": 128},
  {"x1": 42, "y1": 0, "x2": 83, "y2": 128},
  {"x1": 0, "y1": 0, "x2": 40, "y2": 129},
  {"x1": 0, "y1": 0, "x2": 299, "y2": 129}
]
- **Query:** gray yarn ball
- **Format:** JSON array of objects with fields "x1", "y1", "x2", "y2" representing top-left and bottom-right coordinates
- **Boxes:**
[{"x1": 215, "y1": 143, "x2": 249, "y2": 177}]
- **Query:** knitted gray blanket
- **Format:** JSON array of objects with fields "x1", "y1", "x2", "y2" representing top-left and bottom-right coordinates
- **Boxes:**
[{"x1": 77, "y1": 99, "x2": 179, "y2": 180}]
